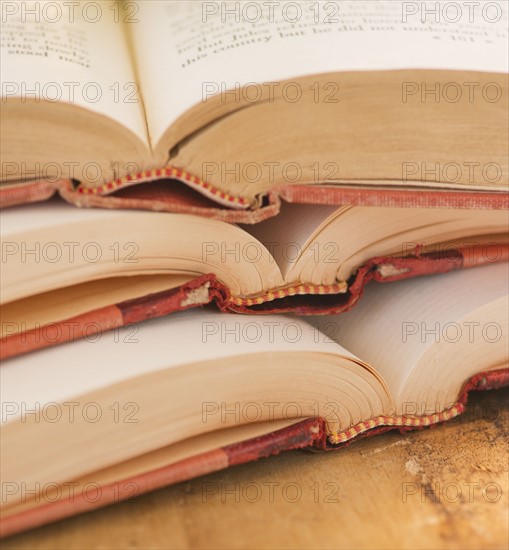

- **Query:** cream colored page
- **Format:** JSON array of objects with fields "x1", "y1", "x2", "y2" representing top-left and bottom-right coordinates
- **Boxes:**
[
  {"x1": 0, "y1": 198, "x2": 123, "y2": 236},
  {"x1": 0, "y1": 200, "x2": 285, "y2": 302},
  {"x1": 245, "y1": 203, "x2": 339, "y2": 278},
  {"x1": 312, "y1": 262, "x2": 509, "y2": 401},
  {"x1": 0, "y1": 0, "x2": 148, "y2": 143},
  {"x1": 0, "y1": 310, "x2": 358, "y2": 423},
  {"x1": 129, "y1": 0, "x2": 508, "y2": 145}
]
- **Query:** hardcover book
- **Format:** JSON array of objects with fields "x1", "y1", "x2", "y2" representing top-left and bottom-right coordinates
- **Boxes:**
[
  {"x1": 1, "y1": 0, "x2": 508, "y2": 220},
  {"x1": 1, "y1": 200, "x2": 508, "y2": 357},
  {"x1": 1, "y1": 0, "x2": 508, "y2": 543},
  {"x1": 1, "y1": 263, "x2": 507, "y2": 537}
]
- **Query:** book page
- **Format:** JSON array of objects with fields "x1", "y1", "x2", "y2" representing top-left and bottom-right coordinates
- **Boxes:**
[
  {"x1": 245, "y1": 203, "x2": 340, "y2": 278},
  {"x1": 0, "y1": 310, "x2": 359, "y2": 423},
  {"x1": 313, "y1": 262, "x2": 509, "y2": 401},
  {"x1": 0, "y1": 199, "x2": 286, "y2": 303},
  {"x1": 0, "y1": 0, "x2": 148, "y2": 144},
  {"x1": 128, "y1": 0, "x2": 508, "y2": 145}
]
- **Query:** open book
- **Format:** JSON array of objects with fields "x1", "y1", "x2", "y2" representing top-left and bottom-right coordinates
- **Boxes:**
[
  {"x1": 1, "y1": 1, "x2": 508, "y2": 221},
  {"x1": 1, "y1": 262, "x2": 507, "y2": 537},
  {"x1": 2, "y1": 200, "x2": 508, "y2": 358}
]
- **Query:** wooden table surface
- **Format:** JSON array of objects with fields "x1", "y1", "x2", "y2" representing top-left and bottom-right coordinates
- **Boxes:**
[{"x1": 3, "y1": 388, "x2": 508, "y2": 550}]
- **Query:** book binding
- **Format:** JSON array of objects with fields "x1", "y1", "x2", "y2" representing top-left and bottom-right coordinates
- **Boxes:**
[
  {"x1": 2, "y1": 244, "x2": 508, "y2": 360},
  {"x1": 1, "y1": 169, "x2": 508, "y2": 225}
]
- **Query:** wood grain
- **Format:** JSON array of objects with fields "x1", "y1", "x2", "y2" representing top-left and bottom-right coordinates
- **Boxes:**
[{"x1": 3, "y1": 388, "x2": 508, "y2": 550}]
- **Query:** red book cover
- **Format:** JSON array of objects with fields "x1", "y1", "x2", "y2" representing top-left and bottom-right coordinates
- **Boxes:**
[{"x1": 1, "y1": 173, "x2": 508, "y2": 224}]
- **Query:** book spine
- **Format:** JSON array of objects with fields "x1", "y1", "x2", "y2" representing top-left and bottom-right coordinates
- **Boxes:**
[
  {"x1": 1, "y1": 168, "x2": 508, "y2": 222},
  {"x1": 324, "y1": 369, "x2": 509, "y2": 450},
  {"x1": 68, "y1": 168, "x2": 509, "y2": 211},
  {"x1": 224, "y1": 245, "x2": 509, "y2": 314},
  {"x1": 2, "y1": 248, "x2": 507, "y2": 360},
  {"x1": 0, "y1": 179, "x2": 70, "y2": 208},
  {"x1": 279, "y1": 184, "x2": 509, "y2": 210}
]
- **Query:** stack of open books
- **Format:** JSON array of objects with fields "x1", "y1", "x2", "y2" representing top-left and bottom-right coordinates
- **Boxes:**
[{"x1": 1, "y1": 0, "x2": 508, "y2": 538}]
